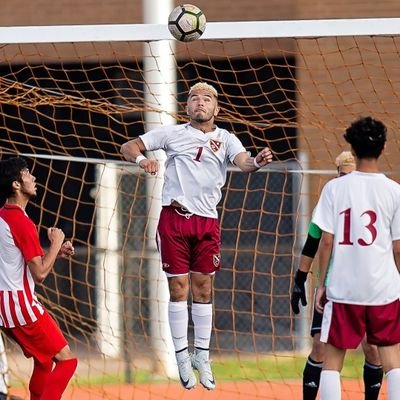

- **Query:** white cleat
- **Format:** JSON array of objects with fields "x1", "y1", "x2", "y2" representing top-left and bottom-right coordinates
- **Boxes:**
[
  {"x1": 176, "y1": 349, "x2": 197, "y2": 390},
  {"x1": 192, "y1": 349, "x2": 216, "y2": 390}
]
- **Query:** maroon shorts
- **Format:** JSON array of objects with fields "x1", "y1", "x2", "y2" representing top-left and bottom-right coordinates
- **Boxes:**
[
  {"x1": 321, "y1": 299, "x2": 400, "y2": 349},
  {"x1": 5, "y1": 309, "x2": 68, "y2": 363},
  {"x1": 156, "y1": 206, "x2": 221, "y2": 275}
]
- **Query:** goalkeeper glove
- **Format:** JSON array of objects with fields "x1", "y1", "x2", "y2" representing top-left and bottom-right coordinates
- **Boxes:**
[{"x1": 290, "y1": 270, "x2": 308, "y2": 314}]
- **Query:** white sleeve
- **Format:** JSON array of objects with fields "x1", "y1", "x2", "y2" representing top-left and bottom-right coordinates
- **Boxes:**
[
  {"x1": 226, "y1": 133, "x2": 247, "y2": 163},
  {"x1": 139, "y1": 126, "x2": 168, "y2": 151},
  {"x1": 311, "y1": 183, "x2": 334, "y2": 234}
]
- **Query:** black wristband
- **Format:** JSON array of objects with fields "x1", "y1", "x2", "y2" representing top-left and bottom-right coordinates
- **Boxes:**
[{"x1": 294, "y1": 269, "x2": 308, "y2": 285}]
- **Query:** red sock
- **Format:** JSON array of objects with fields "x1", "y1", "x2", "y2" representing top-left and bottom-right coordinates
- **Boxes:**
[
  {"x1": 29, "y1": 359, "x2": 53, "y2": 400},
  {"x1": 40, "y1": 358, "x2": 78, "y2": 400}
]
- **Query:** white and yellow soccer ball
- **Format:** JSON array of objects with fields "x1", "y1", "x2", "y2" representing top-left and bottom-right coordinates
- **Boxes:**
[{"x1": 168, "y1": 4, "x2": 206, "y2": 42}]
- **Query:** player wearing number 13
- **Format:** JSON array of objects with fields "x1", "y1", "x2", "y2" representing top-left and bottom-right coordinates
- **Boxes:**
[
  {"x1": 312, "y1": 116, "x2": 400, "y2": 399},
  {"x1": 121, "y1": 82, "x2": 273, "y2": 390}
]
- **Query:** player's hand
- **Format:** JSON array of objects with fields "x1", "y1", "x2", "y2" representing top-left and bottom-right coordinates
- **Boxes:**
[
  {"x1": 138, "y1": 158, "x2": 159, "y2": 176},
  {"x1": 47, "y1": 227, "x2": 65, "y2": 249},
  {"x1": 315, "y1": 285, "x2": 326, "y2": 314},
  {"x1": 254, "y1": 147, "x2": 273, "y2": 167},
  {"x1": 58, "y1": 241, "x2": 75, "y2": 258},
  {"x1": 290, "y1": 269, "x2": 308, "y2": 314}
]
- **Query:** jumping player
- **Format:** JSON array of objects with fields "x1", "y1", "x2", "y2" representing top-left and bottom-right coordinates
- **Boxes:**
[
  {"x1": 313, "y1": 117, "x2": 400, "y2": 399},
  {"x1": 0, "y1": 157, "x2": 78, "y2": 400},
  {"x1": 291, "y1": 151, "x2": 383, "y2": 400},
  {"x1": 121, "y1": 82, "x2": 273, "y2": 390}
]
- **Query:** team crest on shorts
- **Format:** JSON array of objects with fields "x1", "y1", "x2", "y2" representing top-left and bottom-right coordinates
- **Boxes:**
[
  {"x1": 213, "y1": 254, "x2": 221, "y2": 268},
  {"x1": 209, "y1": 139, "x2": 222, "y2": 153},
  {"x1": 162, "y1": 262, "x2": 170, "y2": 269}
]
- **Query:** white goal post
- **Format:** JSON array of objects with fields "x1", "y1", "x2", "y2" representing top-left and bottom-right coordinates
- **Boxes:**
[{"x1": 1, "y1": 17, "x2": 400, "y2": 44}]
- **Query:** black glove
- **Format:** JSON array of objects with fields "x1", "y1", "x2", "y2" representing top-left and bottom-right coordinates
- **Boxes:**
[{"x1": 290, "y1": 270, "x2": 308, "y2": 314}]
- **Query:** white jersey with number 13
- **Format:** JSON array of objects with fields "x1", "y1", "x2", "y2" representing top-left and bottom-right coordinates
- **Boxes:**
[{"x1": 312, "y1": 171, "x2": 400, "y2": 305}]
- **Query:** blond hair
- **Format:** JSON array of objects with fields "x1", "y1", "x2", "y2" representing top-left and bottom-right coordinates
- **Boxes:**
[
  {"x1": 188, "y1": 82, "x2": 218, "y2": 98},
  {"x1": 335, "y1": 151, "x2": 355, "y2": 168}
]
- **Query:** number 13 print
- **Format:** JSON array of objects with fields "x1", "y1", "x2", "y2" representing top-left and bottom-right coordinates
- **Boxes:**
[{"x1": 338, "y1": 208, "x2": 377, "y2": 246}]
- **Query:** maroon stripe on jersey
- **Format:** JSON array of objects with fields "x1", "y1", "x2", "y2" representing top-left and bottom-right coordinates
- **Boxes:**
[
  {"x1": 0, "y1": 291, "x2": 9, "y2": 328},
  {"x1": 17, "y1": 290, "x2": 33, "y2": 325}
]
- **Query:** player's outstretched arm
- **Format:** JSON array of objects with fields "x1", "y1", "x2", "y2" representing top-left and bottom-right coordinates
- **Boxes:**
[
  {"x1": 121, "y1": 137, "x2": 159, "y2": 175},
  {"x1": 234, "y1": 147, "x2": 273, "y2": 172}
]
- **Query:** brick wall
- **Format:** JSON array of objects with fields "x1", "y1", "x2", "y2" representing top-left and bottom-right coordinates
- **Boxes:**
[{"x1": 2, "y1": 0, "x2": 400, "y2": 26}]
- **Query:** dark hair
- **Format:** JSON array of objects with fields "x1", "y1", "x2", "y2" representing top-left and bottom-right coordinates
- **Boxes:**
[
  {"x1": 0, "y1": 157, "x2": 29, "y2": 200},
  {"x1": 343, "y1": 116, "x2": 386, "y2": 159}
]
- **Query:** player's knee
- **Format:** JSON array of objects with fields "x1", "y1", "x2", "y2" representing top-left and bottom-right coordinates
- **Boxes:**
[
  {"x1": 310, "y1": 337, "x2": 325, "y2": 362},
  {"x1": 363, "y1": 344, "x2": 381, "y2": 365},
  {"x1": 168, "y1": 276, "x2": 189, "y2": 301},
  {"x1": 191, "y1": 275, "x2": 212, "y2": 302},
  {"x1": 54, "y1": 345, "x2": 76, "y2": 362}
]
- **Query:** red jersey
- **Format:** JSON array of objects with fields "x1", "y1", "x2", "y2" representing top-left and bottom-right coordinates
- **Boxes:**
[{"x1": 0, "y1": 204, "x2": 44, "y2": 328}]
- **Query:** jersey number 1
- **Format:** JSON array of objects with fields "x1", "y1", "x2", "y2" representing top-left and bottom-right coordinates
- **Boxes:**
[{"x1": 194, "y1": 147, "x2": 203, "y2": 162}]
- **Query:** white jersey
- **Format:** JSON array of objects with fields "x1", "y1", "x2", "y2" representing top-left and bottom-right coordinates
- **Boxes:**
[
  {"x1": 312, "y1": 171, "x2": 400, "y2": 305},
  {"x1": 140, "y1": 123, "x2": 246, "y2": 218}
]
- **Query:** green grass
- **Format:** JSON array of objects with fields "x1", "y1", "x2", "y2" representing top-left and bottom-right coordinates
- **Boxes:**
[
  {"x1": 71, "y1": 350, "x2": 367, "y2": 386},
  {"x1": 211, "y1": 350, "x2": 366, "y2": 382}
]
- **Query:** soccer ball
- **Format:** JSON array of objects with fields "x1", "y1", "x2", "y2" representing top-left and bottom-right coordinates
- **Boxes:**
[{"x1": 168, "y1": 4, "x2": 206, "y2": 42}]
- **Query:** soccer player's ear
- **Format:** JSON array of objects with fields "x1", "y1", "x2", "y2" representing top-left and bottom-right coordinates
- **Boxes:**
[
  {"x1": 12, "y1": 181, "x2": 21, "y2": 190},
  {"x1": 214, "y1": 105, "x2": 220, "y2": 116}
]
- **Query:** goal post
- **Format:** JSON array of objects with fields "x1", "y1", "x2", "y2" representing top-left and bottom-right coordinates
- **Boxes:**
[
  {"x1": 1, "y1": 17, "x2": 400, "y2": 43},
  {"x1": 2, "y1": 16, "x2": 400, "y2": 400}
]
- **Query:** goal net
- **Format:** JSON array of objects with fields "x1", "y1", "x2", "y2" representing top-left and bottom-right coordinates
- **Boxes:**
[{"x1": 1, "y1": 17, "x2": 399, "y2": 399}]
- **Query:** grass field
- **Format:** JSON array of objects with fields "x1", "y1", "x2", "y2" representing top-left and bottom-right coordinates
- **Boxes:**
[
  {"x1": 70, "y1": 350, "x2": 371, "y2": 385},
  {"x1": 8, "y1": 350, "x2": 385, "y2": 399}
]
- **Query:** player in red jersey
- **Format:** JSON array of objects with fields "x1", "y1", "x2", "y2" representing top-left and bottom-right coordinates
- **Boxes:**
[
  {"x1": 0, "y1": 157, "x2": 78, "y2": 400},
  {"x1": 313, "y1": 117, "x2": 400, "y2": 399}
]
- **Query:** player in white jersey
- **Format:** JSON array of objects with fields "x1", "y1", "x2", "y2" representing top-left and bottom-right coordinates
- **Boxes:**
[
  {"x1": 291, "y1": 151, "x2": 383, "y2": 400},
  {"x1": 312, "y1": 116, "x2": 400, "y2": 399},
  {"x1": 0, "y1": 157, "x2": 78, "y2": 400},
  {"x1": 121, "y1": 82, "x2": 273, "y2": 390}
]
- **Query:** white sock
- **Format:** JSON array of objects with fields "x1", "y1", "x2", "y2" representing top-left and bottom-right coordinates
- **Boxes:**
[
  {"x1": 168, "y1": 301, "x2": 188, "y2": 352},
  {"x1": 191, "y1": 302, "x2": 213, "y2": 350},
  {"x1": 386, "y1": 368, "x2": 400, "y2": 400},
  {"x1": 320, "y1": 370, "x2": 341, "y2": 400}
]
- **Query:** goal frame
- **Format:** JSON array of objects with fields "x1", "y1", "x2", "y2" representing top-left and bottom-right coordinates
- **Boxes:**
[{"x1": 0, "y1": 17, "x2": 400, "y2": 45}]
